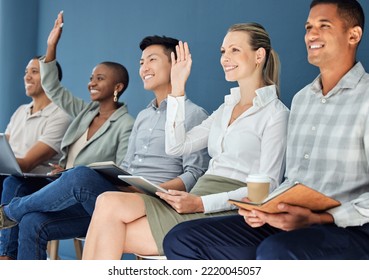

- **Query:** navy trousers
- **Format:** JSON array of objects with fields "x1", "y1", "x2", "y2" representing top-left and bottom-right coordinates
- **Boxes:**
[{"x1": 163, "y1": 215, "x2": 369, "y2": 260}]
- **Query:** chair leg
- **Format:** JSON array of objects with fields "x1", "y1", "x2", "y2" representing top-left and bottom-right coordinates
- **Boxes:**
[
  {"x1": 74, "y1": 238, "x2": 83, "y2": 260},
  {"x1": 48, "y1": 240, "x2": 59, "y2": 260}
]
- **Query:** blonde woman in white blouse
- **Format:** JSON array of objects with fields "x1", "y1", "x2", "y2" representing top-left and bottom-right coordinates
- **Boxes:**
[{"x1": 82, "y1": 22, "x2": 289, "y2": 259}]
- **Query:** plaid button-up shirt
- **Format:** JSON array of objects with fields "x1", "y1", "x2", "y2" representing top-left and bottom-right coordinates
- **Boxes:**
[{"x1": 280, "y1": 62, "x2": 369, "y2": 227}]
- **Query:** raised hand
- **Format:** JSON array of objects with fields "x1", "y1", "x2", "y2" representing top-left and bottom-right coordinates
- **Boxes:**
[
  {"x1": 170, "y1": 41, "x2": 192, "y2": 97},
  {"x1": 45, "y1": 11, "x2": 64, "y2": 62}
]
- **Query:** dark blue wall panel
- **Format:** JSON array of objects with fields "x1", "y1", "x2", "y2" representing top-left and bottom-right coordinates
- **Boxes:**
[{"x1": 0, "y1": 0, "x2": 39, "y2": 130}]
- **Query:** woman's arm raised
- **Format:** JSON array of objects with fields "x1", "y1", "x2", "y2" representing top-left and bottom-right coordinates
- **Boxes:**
[{"x1": 45, "y1": 11, "x2": 64, "y2": 63}]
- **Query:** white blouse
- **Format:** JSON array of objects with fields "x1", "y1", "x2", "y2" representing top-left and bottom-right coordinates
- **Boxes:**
[
  {"x1": 65, "y1": 129, "x2": 88, "y2": 169},
  {"x1": 165, "y1": 85, "x2": 289, "y2": 212}
]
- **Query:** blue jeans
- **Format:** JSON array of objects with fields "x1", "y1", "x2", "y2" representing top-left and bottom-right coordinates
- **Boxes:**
[
  {"x1": 163, "y1": 215, "x2": 369, "y2": 260},
  {"x1": 1, "y1": 166, "x2": 120, "y2": 259},
  {"x1": 18, "y1": 206, "x2": 91, "y2": 259},
  {"x1": 0, "y1": 176, "x2": 51, "y2": 259}
]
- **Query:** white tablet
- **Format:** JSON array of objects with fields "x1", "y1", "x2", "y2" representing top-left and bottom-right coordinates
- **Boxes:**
[{"x1": 118, "y1": 175, "x2": 169, "y2": 195}]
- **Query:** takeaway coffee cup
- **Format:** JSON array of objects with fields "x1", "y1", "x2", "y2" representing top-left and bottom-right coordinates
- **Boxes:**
[{"x1": 246, "y1": 174, "x2": 270, "y2": 203}]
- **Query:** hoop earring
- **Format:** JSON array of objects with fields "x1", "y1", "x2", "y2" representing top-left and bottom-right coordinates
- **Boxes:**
[{"x1": 113, "y1": 90, "x2": 118, "y2": 102}]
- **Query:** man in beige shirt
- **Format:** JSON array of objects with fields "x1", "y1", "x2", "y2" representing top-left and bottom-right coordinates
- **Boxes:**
[{"x1": 0, "y1": 57, "x2": 70, "y2": 260}]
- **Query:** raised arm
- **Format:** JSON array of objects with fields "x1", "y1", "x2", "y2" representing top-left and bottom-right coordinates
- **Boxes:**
[
  {"x1": 170, "y1": 41, "x2": 192, "y2": 97},
  {"x1": 40, "y1": 11, "x2": 89, "y2": 117},
  {"x1": 165, "y1": 41, "x2": 212, "y2": 156},
  {"x1": 45, "y1": 11, "x2": 63, "y2": 63}
]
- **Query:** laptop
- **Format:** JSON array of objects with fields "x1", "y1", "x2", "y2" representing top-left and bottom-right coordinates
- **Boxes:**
[{"x1": 0, "y1": 133, "x2": 59, "y2": 178}]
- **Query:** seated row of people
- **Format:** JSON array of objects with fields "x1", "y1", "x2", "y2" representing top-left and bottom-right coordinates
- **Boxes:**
[
  {"x1": 160, "y1": 0, "x2": 369, "y2": 260},
  {"x1": 1, "y1": 0, "x2": 369, "y2": 260},
  {"x1": 81, "y1": 0, "x2": 369, "y2": 260},
  {"x1": 0, "y1": 14, "x2": 209, "y2": 259}
]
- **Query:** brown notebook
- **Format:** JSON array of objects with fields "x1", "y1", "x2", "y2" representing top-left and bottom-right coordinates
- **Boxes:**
[{"x1": 228, "y1": 183, "x2": 341, "y2": 214}]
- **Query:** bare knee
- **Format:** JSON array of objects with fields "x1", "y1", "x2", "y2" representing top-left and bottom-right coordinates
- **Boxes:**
[{"x1": 94, "y1": 192, "x2": 145, "y2": 221}]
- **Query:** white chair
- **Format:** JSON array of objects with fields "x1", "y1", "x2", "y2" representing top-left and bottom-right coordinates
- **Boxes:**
[{"x1": 135, "y1": 254, "x2": 167, "y2": 260}]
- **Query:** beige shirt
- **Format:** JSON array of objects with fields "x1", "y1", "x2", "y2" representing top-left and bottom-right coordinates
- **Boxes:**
[{"x1": 5, "y1": 102, "x2": 71, "y2": 174}]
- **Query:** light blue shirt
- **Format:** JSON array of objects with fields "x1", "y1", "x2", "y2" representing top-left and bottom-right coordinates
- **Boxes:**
[{"x1": 121, "y1": 98, "x2": 210, "y2": 191}]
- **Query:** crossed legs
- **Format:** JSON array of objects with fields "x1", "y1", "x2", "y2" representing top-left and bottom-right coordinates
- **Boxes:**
[{"x1": 82, "y1": 192, "x2": 158, "y2": 259}]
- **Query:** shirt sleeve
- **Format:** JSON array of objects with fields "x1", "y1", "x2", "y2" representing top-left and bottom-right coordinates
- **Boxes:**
[
  {"x1": 165, "y1": 95, "x2": 213, "y2": 156},
  {"x1": 39, "y1": 58, "x2": 88, "y2": 118},
  {"x1": 114, "y1": 114, "x2": 134, "y2": 166},
  {"x1": 120, "y1": 119, "x2": 138, "y2": 170},
  {"x1": 38, "y1": 108, "x2": 72, "y2": 153},
  {"x1": 201, "y1": 187, "x2": 247, "y2": 213},
  {"x1": 4, "y1": 106, "x2": 20, "y2": 135},
  {"x1": 175, "y1": 98, "x2": 211, "y2": 191},
  {"x1": 258, "y1": 109, "x2": 289, "y2": 191},
  {"x1": 328, "y1": 193, "x2": 369, "y2": 227}
]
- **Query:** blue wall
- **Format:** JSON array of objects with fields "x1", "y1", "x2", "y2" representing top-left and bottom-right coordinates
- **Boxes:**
[
  {"x1": 2, "y1": 0, "x2": 368, "y2": 132},
  {"x1": 0, "y1": 0, "x2": 368, "y2": 259},
  {"x1": 0, "y1": 0, "x2": 40, "y2": 130}
]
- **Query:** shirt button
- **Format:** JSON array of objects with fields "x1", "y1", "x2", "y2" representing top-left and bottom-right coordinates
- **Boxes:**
[
  {"x1": 321, "y1": 98, "x2": 327, "y2": 104},
  {"x1": 157, "y1": 111, "x2": 161, "y2": 114},
  {"x1": 143, "y1": 145, "x2": 148, "y2": 150},
  {"x1": 304, "y1": 154, "x2": 310, "y2": 159},
  {"x1": 312, "y1": 126, "x2": 316, "y2": 131},
  {"x1": 149, "y1": 128, "x2": 153, "y2": 132},
  {"x1": 138, "y1": 158, "x2": 143, "y2": 162}
]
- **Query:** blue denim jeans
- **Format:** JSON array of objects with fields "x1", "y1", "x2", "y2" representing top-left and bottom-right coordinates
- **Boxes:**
[
  {"x1": 1, "y1": 166, "x2": 120, "y2": 259},
  {"x1": 18, "y1": 205, "x2": 91, "y2": 259},
  {"x1": 0, "y1": 176, "x2": 51, "y2": 259},
  {"x1": 163, "y1": 215, "x2": 369, "y2": 260}
]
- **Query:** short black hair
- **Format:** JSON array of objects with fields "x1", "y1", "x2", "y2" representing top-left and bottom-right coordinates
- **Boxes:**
[
  {"x1": 33, "y1": 56, "x2": 63, "y2": 81},
  {"x1": 310, "y1": 0, "x2": 365, "y2": 33},
  {"x1": 139, "y1": 35, "x2": 179, "y2": 60},
  {"x1": 99, "y1": 61, "x2": 129, "y2": 97}
]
